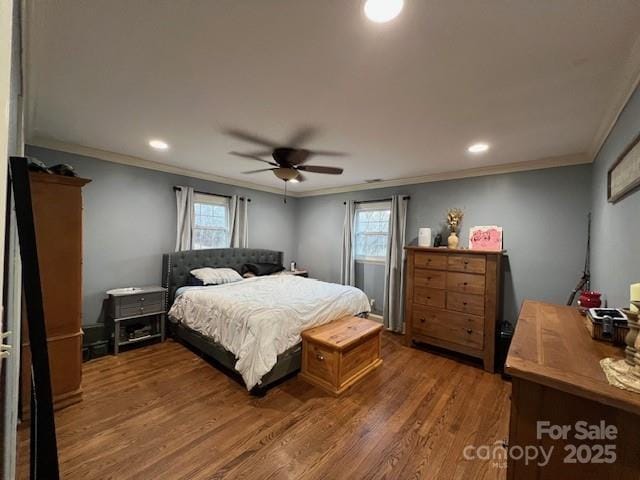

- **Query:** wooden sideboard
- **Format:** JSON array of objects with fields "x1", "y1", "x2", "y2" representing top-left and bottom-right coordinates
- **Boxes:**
[
  {"x1": 506, "y1": 301, "x2": 640, "y2": 478},
  {"x1": 404, "y1": 246, "x2": 503, "y2": 372},
  {"x1": 21, "y1": 172, "x2": 91, "y2": 416}
]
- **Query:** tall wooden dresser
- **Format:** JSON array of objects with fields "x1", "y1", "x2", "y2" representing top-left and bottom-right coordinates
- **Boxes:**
[
  {"x1": 21, "y1": 172, "x2": 91, "y2": 415},
  {"x1": 404, "y1": 246, "x2": 503, "y2": 372}
]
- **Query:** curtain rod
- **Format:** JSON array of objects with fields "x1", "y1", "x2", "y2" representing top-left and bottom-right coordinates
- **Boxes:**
[
  {"x1": 343, "y1": 196, "x2": 410, "y2": 205},
  {"x1": 173, "y1": 186, "x2": 251, "y2": 202}
]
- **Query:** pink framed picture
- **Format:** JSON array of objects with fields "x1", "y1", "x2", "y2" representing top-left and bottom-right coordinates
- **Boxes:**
[{"x1": 469, "y1": 226, "x2": 503, "y2": 251}]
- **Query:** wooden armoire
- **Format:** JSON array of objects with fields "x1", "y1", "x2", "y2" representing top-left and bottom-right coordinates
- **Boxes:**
[{"x1": 21, "y1": 172, "x2": 91, "y2": 416}]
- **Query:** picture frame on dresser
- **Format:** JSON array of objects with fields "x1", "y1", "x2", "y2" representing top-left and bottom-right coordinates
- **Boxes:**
[{"x1": 403, "y1": 246, "x2": 504, "y2": 372}]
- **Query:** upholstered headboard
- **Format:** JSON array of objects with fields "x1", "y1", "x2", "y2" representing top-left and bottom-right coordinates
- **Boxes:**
[{"x1": 162, "y1": 248, "x2": 284, "y2": 306}]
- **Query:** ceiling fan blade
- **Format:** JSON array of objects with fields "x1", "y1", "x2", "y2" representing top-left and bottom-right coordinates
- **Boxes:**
[
  {"x1": 229, "y1": 151, "x2": 278, "y2": 166},
  {"x1": 308, "y1": 150, "x2": 348, "y2": 157},
  {"x1": 224, "y1": 128, "x2": 279, "y2": 148},
  {"x1": 297, "y1": 165, "x2": 344, "y2": 175},
  {"x1": 242, "y1": 168, "x2": 278, "y2": 174},
  {"x1": 287, "y1": 126, "x2": 318, "y2": 148}
]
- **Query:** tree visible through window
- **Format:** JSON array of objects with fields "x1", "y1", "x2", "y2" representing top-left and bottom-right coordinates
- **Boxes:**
[
  {"x1": 354, "y1": 202, "x2": 391, "y2": 262},
  {"x1": 192, "y1": 193, "x2": 230, "y2": 249}
]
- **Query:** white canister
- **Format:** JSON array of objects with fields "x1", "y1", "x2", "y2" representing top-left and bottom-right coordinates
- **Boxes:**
[{"x1": 418, "y1": 227, "x2": 432, "y2": 247}]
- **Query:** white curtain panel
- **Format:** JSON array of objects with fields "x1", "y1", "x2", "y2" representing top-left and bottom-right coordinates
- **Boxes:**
[
  {"x1": 175, "y1": 186, "x2": 194, "y2": 251},
  {"x1": 340, "y1": 200, "x2": 356, "y2": 286},
  {"x1": 229, "y1": 195, "x2": 249, "y2": 248},
  {"x1": 383, "y1": 195, "x2": 408, "y2": 332}
]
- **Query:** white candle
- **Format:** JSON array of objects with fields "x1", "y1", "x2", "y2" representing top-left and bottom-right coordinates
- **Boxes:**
[{"x1": 631, "y1": 283, "x2": 640, "y2": 313}]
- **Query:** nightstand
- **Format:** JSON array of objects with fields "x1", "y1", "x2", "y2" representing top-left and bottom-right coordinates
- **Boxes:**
[
  {"x1": 281, "y1": 269, "x2": 309, "y2": 278},
  {"x1": 107, "y1": 286, "x2": 167, "y2": 355}
]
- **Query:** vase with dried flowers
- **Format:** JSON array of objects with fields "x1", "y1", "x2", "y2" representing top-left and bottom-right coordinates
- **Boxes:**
[{"x1": 446, "y1": 208, "x2": 464, "y2": 249}]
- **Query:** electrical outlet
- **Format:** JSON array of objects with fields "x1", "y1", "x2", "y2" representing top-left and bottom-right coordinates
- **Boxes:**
[{"x1": 370, "y1": 298, "x2": 376, "y2": 308}]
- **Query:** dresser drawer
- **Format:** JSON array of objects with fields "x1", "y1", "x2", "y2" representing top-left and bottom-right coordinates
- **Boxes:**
[
  {"x1": 119, "y1": 302, "x2": 164, "y2": 318},
  {"x1": 120, "y1": 292, "x2": 164, "y2": 308},
  {"x1": 414, "y1": 269, "x2": 446, "y2": 289},
  {"x1": 412, "y1": 306, "x2": 484, "y2": 350},
  {"x1": 414, "y1": 252, "x2": 447, "y2": 270},
  {"x1": 446, "y1": 272, "x2": 485, "y2": 295},
  {"x1": 447, "y1": 291, "x2": 485, "y2": 316},
  {"x1": 305, "y1": 343, "x2": 339, "y2": 385},
  {"x1": 113, "y1": 291, "x2": 166, "y2": 319},
  {"x1": 448, "y1": 255, "x2": 486, "y2": 274},
  {"x1": 414, "y1": 287, "x2": 445, "y2": 308}
]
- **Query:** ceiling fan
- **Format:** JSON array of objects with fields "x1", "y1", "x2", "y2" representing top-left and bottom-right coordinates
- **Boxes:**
[{"x1": 225, "y1": 127, "x2": 345, "y2": 187}]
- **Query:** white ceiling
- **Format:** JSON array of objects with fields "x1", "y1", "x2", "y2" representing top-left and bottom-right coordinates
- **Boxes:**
[{"x1": 25, "y1": 0, "x2": 640, "y2": 195}]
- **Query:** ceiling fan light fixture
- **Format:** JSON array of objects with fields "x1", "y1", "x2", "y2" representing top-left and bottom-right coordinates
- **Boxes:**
[
  {"x1": 273, "y1": 168, "x2": 299, "y2": 182},
  {"x1": 364, "y1": 0, "x2": 404, "y2": 23}
]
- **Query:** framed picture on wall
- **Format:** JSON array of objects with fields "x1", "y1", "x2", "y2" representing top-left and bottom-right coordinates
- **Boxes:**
[
  {"x1": 469, "y1": 226, "x2": 503, "y2": 251},
  {"x1": 608, "y1": 131, "x2": 640, "y2": 203}
]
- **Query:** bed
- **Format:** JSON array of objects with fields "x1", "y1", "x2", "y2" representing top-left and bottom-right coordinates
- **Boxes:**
[{"x1": 162, "y1": 248, "x2": 371, "y2": 393}]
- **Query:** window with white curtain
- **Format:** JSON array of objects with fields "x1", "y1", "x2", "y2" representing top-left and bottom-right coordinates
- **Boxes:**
[
  {"x1": 192, "y1": 193, "x2": 230, "y2": 249},
  {"x1": 354, "y1": 201, "x2": 391, "y2": 262}
]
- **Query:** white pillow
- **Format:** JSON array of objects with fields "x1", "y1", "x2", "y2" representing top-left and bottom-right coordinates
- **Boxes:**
[{"x1": 190, "y1": 267, "x2": 243, "y2": 285}]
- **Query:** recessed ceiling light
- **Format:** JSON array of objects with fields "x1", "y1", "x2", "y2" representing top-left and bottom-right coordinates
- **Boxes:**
[
  {"x1": 289, "y1": 178, "x2": 300, "y2": 184},
  {"x1": 364, "y1": 0, "x2": 404, "y2": 23},
  {"x1": 149, "y1": 139, "x2": 169, "y2": 150},
  {"x1": 468, "y1": 142, "x2": 490, "y2": 154}
]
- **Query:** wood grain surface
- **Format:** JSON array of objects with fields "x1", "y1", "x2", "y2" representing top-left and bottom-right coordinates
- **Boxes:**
[{"x1": 18, "y1": 334, "x2": 510, "y2": 480}]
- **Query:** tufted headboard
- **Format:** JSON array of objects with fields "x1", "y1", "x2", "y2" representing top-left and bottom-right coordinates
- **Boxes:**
[{"x1": 162, "y1": 248, "x2": 284, "y2": 306}]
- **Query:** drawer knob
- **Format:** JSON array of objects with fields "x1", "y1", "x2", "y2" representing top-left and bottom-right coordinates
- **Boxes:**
[
  {"x1": 316, "y1": 353, "x2": 324, "y2": 361},
  {"x1": 463, "y1": 282, "x2": 468, "y2": 286},
  {"x1": 463, "y1": 302, "x2": 468, "y2": 306},
  {"x1": 466, "y1": 328, "x2": 473, "y2": 334},
  {"x1": 420, "y1": 318, "x2": 425, "y2": 323},
  {"x1": 140, "y1": 297, "x2": 145, "y2": 302}
]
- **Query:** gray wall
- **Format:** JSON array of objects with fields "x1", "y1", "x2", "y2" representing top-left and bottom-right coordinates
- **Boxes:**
[
  {"x1": 590, "y1": 85, "x2": 640, "y2": 307},
  {"x1": 296, "y1": 164, "x2": 593, "y2": 324},
  {"x1": 26, "y1": 146, "x2": 299, "y2": 326},
  {"x1": 27, "y1": 144, "x2": 594, "y2": 328}
]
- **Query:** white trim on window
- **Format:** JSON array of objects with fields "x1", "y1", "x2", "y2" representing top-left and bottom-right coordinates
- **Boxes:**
[
  {"x1": 192, "y1": 193, "x2": 231, "y2": 249},
  {"x1": 353, "y1": 200, "x2": 391, "y2": 263}
]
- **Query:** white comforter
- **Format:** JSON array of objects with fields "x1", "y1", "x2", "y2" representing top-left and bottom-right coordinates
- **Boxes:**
[{"x1": 168, "y1": 275, "x2": 371, "y2": 389}]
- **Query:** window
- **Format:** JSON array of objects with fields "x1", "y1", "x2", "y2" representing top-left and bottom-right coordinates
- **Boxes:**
[
  {"x1": 192, "y1": 193, "x2": 230, "y2": 249},
  {"x1": 354, "y1": 201, "x2": 391, "y2": 262}
]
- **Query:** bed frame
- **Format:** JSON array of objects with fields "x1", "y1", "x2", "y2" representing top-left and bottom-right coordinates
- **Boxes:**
[{"x1": 162, "y1": 248, "x2": 301, "y2": 394}]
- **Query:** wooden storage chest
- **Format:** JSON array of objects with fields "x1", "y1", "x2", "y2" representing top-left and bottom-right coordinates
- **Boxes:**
[{"x1": 300, "y1": 316, "x2": 383, "y2": 395}]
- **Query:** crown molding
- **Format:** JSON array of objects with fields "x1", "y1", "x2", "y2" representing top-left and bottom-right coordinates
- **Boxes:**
[
  {"x1": 294, "y1": 153, "x2": 590, "y2": 197},
  {"x1": 27, "y1": 137, "x2": 287, "y2": 196},
  {"x1": 588, "y1": 34, "x2": 640, "y2": 162},
  {"x1": 28, "y1": 137, "x2": 590, "y2": 199}
]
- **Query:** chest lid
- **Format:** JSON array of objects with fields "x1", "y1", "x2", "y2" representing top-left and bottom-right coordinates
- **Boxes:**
[{"x1": 302, "y1": 316, "x2": 383, "y2": 351}]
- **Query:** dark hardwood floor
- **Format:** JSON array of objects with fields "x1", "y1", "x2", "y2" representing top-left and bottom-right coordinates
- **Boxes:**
[{"x1": 18, "y1": 334, "x2": 510, "y2": 479}]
